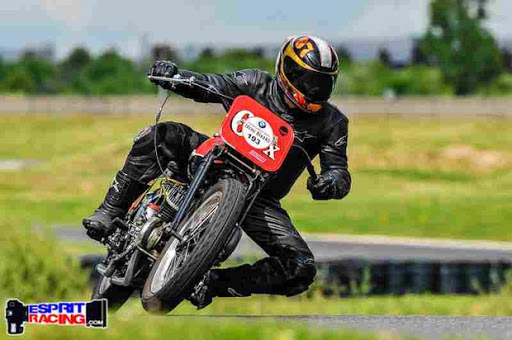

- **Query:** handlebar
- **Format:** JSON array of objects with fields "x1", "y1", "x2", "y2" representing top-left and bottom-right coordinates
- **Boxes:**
[
  {"x1": 148, "y1": 75, "x2": 234, "y2": 101},
  {"x1": 147, "y1": 75, "x2": 196, "y2": 86}
]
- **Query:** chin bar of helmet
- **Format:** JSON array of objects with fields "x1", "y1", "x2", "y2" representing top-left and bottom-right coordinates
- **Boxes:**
[{"x1": 276, "y1": 69, "x2": 323, "y2": 113}]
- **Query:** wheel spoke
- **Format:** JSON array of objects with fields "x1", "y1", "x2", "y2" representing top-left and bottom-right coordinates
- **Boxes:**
[{"x1": 150, "y1": 191, "x2": 223, "y2": 294}]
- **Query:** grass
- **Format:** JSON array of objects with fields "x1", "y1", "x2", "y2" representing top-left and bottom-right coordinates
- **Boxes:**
[
  {"x1": 1, "y1": 112, "x2": 511, "y2": 338},
  {"x1": 8, "y1": 285, "x2": 512, "y2": 339},
  {"x1": 0, "y1": 113, "x2": 510, "y2": 240}
]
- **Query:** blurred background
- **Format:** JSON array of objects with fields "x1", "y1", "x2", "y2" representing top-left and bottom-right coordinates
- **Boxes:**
[
  {"x1": 0, "y1": 1, "x2": 511, "y2": 339},
  {"x1": 1, "y1": 0, "x2": 512, "y2": 97}
]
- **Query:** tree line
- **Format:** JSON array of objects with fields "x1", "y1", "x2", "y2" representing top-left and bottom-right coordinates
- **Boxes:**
[{"x1": 0, "y1": 0, "x2": 511, "y2": 96}]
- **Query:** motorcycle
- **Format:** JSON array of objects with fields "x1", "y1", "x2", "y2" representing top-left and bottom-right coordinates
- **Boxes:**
[{"x1": 91, "y1": 75, "x2": 318, "y2": 314}]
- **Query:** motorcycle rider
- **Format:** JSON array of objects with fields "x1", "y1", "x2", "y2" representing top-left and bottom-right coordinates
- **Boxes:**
[{"x1": 83, "y1": 35, "x2": 351, "y2": 308}]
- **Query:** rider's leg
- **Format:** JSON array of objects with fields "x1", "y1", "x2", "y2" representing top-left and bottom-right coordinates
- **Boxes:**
[
  {"x1": 82, "y1": 170, "x2": 149, "y2": 241},
  {"x1": 83, "y1": 122, "x2": 208, "y2": 241},
  {"x1": 190, "y1": 196, "x2": 316, "y2": 308}
]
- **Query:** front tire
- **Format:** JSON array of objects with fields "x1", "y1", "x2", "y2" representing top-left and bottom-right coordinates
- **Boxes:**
[
  {"x1": 141, "y1": 178, "x2": 245, "y2": 313},
  {"x1": 92, "y1": 275, "x2": 134, "y2": 312}
]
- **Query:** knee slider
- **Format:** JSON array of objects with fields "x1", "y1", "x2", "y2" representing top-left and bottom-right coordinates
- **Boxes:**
[
  {"x1": 284, "y1": 257, "x2": 317, "y2": 296},
  {"x1": 132, "y1": 125, "x2": 157, "y2": 153},
  {"x1": 132, "y1": 122, "x2": 180, "y2": 155}
]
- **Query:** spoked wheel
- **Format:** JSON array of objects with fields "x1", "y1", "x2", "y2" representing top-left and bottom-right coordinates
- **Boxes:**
[
  {"x1": 91, "y1": 274, "x2": 134, "y2": 312},
  {"x1": 141, "y1": 178, "x2": 246, "y2": 313}
]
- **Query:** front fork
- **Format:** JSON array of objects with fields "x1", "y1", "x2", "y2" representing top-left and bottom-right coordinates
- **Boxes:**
[
  {"x1": 164, "y1": 143, "x2": 270, "y2": 261},
  {"x1": 164, "y1": 145, "x2": 219, "y2": 237}
]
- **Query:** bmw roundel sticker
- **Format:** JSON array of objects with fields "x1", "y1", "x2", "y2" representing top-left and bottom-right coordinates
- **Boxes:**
[{"x1": 241, "y1": 117, "x2": 274, "y2": 149}]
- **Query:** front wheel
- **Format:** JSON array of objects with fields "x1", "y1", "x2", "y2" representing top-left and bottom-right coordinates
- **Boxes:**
[
  {"x1": 141, "y1": 178, "x2": 246, "y2": 313},
  {"x1": 91, "y1": 275, "x2": 134, "y2": 312}
]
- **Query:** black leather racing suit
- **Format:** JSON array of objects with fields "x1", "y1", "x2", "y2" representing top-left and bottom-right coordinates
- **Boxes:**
[{"x1": 120, "y1": 69, "x2": 351, "y2": 297}]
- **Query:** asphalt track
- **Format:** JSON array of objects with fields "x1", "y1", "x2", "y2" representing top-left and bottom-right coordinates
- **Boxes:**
[
  {"x1": 55, "y1": 225, "x2": 512, "y2": 262},
  {"x1": 162, "y1": 315, "x2": 512, "y2": 340},
  {"x1": 293, "y1": 315, "x2": 512, "y2": 340}
]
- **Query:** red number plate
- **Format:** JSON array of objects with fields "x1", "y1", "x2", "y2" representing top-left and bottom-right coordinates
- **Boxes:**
[{"x1": 220, "y1": 96, "x2": 294, "y2": 172}]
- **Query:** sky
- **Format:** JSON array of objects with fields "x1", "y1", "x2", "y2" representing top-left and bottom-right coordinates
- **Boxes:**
[{"x1": 1, "y1": 0, "x2": 511, "y2": 59}]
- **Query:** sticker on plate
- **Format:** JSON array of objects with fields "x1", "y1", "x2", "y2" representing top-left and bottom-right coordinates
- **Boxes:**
[{"x1": 242, "y1": 117, "x2": 273, "y2": 149}]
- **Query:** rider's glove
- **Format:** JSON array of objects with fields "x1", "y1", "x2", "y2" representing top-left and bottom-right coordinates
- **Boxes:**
[
  {"x1": 148, "y1": 61, "x2": 178, "y2": 88},
  {"x1": 307, "y1": 171, "x2": 347, "y2": 200}
]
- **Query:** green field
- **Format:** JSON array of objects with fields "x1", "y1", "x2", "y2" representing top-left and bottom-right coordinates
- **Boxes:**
[
  {"x1": 0, "y1": 113, "x2": 510, "y2": 240},
  {"x1": 1, "y1": 112, "x2": 511, "y2": 339},
  {"x1": 8, "y1": 312, "x2": 416, "y2": 340}
]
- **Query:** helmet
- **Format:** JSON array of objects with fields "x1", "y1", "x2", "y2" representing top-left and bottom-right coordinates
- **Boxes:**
[{"x1": 276, "y1": 35, "x2": 339, "y2": 113}]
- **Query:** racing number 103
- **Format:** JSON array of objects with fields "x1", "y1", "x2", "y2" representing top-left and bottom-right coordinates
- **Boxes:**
[{"x1": 246, "y1": 133, "x2": 261, "y2": 145}]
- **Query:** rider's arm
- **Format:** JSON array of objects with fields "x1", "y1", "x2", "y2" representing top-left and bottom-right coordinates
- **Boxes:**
[
  {"x1": 167, "y1": 68, "x2": 259, "y2": 104},
  {"x1": 312, "y1": 114, "x2": 351, "y2": 200}
]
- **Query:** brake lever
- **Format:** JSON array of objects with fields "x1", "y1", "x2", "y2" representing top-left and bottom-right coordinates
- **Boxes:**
[
  {"x1": 292, "y1": 144, "x2": 318, "y2": 182},
  {"x1": 305, "y1": 161, "x2": 318, "y2": 183}
]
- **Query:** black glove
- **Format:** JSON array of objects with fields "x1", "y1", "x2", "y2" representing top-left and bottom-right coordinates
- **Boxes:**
[
  {"x1": 307, "y1": 172, "x2": 340, "y2": 200},
  {"x1": 148, "y1": 60, "x2": 178, "y2": 87}
]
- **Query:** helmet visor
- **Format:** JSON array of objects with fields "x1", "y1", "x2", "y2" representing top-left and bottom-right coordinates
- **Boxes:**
[{"x1": 283, "y1": 56, "x2": 335, "y2": 102}]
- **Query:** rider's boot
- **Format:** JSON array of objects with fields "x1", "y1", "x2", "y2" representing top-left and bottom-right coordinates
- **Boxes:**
[
  {"x1": 188, "y1": 267, "x2": 252, "y2": 310},
  {"x1": 188, "y1": 271, "x2": 220, "y2": 310},
  {"x1": 83, "y1": 170, "x2": 148, "y2": 241},
  {"x1": 188, "y1": 273, "x2": 215, "y2": 310}
]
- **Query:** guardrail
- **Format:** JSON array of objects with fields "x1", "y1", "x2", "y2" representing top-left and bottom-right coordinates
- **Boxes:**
[{"x1": 319, "y1": 260, "x2": 511, "y2": 296}]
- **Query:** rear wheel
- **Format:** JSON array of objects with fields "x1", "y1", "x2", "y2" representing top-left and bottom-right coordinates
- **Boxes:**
[{"x1": 141, "y1": 178, "x2": 245, "y2": 313}]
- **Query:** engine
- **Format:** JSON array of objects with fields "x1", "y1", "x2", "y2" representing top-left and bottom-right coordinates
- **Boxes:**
[
  {"x1": 135, "y1": 179, "x2": 187, "y2": 252},
  {"x1": 159, "y1": 179, "x2": 187, "y2": 222}
]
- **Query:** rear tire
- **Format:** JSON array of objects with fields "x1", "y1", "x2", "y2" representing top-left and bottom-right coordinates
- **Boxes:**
[{"x1": 141, "y1": 178, "x2": 245, "y2": 313}]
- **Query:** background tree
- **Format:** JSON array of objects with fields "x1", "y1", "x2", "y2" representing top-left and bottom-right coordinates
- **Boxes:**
[
  {"x1": 186, "y1": 47, "x2": 273, "y2": 74},
  {"x1": 85, "y1": 49, "x2": 154, "y2": 95},
  {"x1": 61, "y1": 47, "x2": 91, "y2": 72},
  {"x1": 198, "y1": 47, "x2": 215, "y2": 59},
  {"x1": 502, "y1": 48, "x2": 512, "y2": 73},
  {"x1": 60, "y1": 47, "x2": 92, "y2": 92},
  {"x1": 151, "y1": 44, "x2": 180, "y2": 64},
  {"x1": 251, "y1": 46, "x2": 265, "y2": 59},
  {"x1": 378, "y1": 48, "x2": 392, "y2": 67},
  {"x1": 0, "y1": 56, "x2": 5, "y2": 89},
  {"x1": 420, "y1": 0, "x2": 502, "y2": 95},
  {"x1": 16, "y1": 50, "x2": 59, "y2": 93},
  {"x1": 335, "y1": 45, "x2": 352, "y2": 64},
  {"x1": 411, "y1": 39, "x2": 428, "y2": 65}
]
